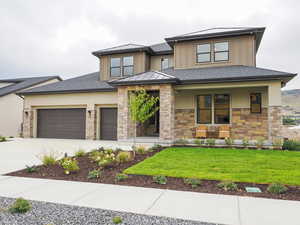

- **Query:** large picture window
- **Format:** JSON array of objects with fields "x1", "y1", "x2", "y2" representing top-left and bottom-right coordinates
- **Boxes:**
[
  {"x1": 123, "y1": 56, "x2": 134, "y2": 76},
  {"x1": 250, "y1": 93, "x2": 261, "y2": 113},
  {"x1": 214, "y1": 42, "x2": 229, "y2": 62},
  {"x1": 110, "y1": 57, "x2": 121, "y2": 77},
  {"x1": 110, "y1": 56, "x2": 134, "y2": 77},
  {"x1": 197, "y1": 44, "x2": 211, "y2": 63},
  {"x1": 214, "y1": 94, "x2": 230, "y2": 124},
  {"x1": 197, "y1": 95, "x2": 212, "y2": 124}
]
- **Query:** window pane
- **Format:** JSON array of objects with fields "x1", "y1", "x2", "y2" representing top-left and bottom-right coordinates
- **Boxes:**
[
  {"x1": 123, "y1": 66, "x2": 134, "y2": 76},
  {"x1": 110, "y1": 67, "x2": 121, "y2": 77},
  {"x1": 197, "y1": 44, "x2": 210, "y2": 53},
  {"x1": 197, "y1": 53, "x2": 210, "y2": 63},
  {"x1": 111, "y1": 58, "x2": 120, "y2": 67},
  {"x1": 215, "y1": 94, "x2": 230, "y2": 108},
  {"x1": 198, "y1": 109, "x2": 212, "y2": 124},
  {"x1": 251, "y1": 93, "x2": 261, "y2": 113},
  {"x1": 123, "y1": 56, "x2": 133, "y2": 66},
  {"x1": 214, "y1": 94, "x2": 230, "y2": 124},
  {"x1": 161, "y1": 58, "x2": 169, "y2": 70},
  {"x1": 197, "y1": 95, "x2": 212, "y2": 124},
  {"x1": 215, "y1": 109, "x2": 230, "y2": 124},
  {"x1": 215, "y1": 52, "x2": 228, "y2": 61},
  {"x1": 214, "y1": 42, "x2": 228, "y2": 52},
  {"x1": 198, "y1": 95, "x2": 212, "y2": 108}
]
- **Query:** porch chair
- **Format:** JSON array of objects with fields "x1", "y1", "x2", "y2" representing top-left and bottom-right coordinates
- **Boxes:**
[
  {"x1": 219, "y1": 125, "x2": 230, "y2": 139},
  {"x1": 195, "y1": 125, "x2": 208, "y2": 138}
]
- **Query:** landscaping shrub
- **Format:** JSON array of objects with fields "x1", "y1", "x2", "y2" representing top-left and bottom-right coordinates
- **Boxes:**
[
  {"x1": 267, "y1": 183, "x2": 288, "y2": 194},
  {"x1": 39, "y1": 152, "x2": 60, "y2": 166},
  {"x1": 9, "y1": 198, "x2": 31, "y2": 213},
  {"x1": 217, "y1": 181, "x2": 238, "y2": 191},
  {"x1": 0, "y1": 136, "x2": 7, "y2": 142},
  {"x1": 183, "y1": 178, "x2": 202, "y2": 188},
  {"x1": 193, "y1": 139, "x2": 205, "y2": 146},
  {"x1": 255, "y1": 138, "x2": 265, "y2": 149},
  {"x1": 133, "y1": 145, "x2": 147, "y2": 154},
  {"x1": 90, "y1": 149, "x2": 116, "y2": 167},
  {"x1": 75, "y1": 149, "x2": 86, "y2": 157},
  {"x1": 116, "y1": 151, "x2": 132, "y2": 163},
  {"x1": 242, "y1": 138, "x2": 249, "y2": 148},
  {"x1": 60, "y1": 157, "x2": 80, "y2": 174},
  {"x1": 153, "y1": 175, "x2": 167, "y2": 185},
  {"x1": 282, "y1": 139, "x2": 300, "y2": 151},
  {"x1": 25, "y1": 165, "x2": 38, "y2": 173},
  {"x1": 87, "y1": 169, "x2": 101, "y2": 179},
  {"x1": 115, "y1": 173, "x2": 129, "y2": 182},
  {"x1": 174, "y1": 139, "x2": 189, "y2": 145},
  {"x1": 225, "y1": 138, "x2": 234, "y2": 147},
  {"x1": 112, "y1": 216, "x2": 122, "y2": 224},
  {"x1": 272, "y1": 139, "x2": 283, "y2": 150},
  {"x1": 151, "y1": 144, "x2": 163, "y2": 151},
  {"x1": 206, "y1": 139, "x2": 216, "y2": 147}
]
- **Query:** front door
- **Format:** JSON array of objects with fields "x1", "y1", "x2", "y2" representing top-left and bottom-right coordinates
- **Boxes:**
[{"x1": 100, "y1": 108, "x2": 118, "y2": 140}]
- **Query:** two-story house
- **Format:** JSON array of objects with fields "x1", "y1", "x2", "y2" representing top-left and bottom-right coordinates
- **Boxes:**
[{"x1": 18, "y1": 27, "x2": 297, "y2": 143}]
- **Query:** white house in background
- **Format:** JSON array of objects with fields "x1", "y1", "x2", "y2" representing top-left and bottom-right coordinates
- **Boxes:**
[{"x1": 0, "y1": 76, "x2": 61, "y2": 137}]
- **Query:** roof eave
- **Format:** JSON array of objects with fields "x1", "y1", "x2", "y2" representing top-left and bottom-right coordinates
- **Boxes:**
[
  {"x1": 92, "y1": 47, "x2": 153, "y2": 57},
  {"x1": 17, "y1": 88, "x2": 116, "y2": 96},
  {"x1": 109, "y1": 79, "x2": 178, "y2": 86}
]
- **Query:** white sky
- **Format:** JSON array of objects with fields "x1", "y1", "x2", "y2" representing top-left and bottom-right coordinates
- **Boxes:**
[{"x1": 0, "y1": 0, "x2": 299, "y2": 89}]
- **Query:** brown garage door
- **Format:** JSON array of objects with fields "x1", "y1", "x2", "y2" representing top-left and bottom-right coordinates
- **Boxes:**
[
  {"x1": 37, "y1": 108, "x2": 86, "y2": 139},
  {"x1": 100, "y1": 108, "x2": 117, "y2": 140}
]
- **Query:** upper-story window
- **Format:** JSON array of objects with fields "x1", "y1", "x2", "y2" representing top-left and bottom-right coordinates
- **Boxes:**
[
  {"x1": 161, "y1": 58, "x2": 170, "y2": 70},
  {"x1": 197, "y1": 44, "x2": 211, "y2": 63},
  {"x1": 123, "y1": 56, "x2": 134, "y2": 76},
  {"x1": 110, "y1": 57, "x2": 121, "y2": 77},
  {"x1": 214, "y1": 42, "x2": 229, "y2": 62},
  {"x1": 110, "y1": 56, "x2": 134, "y2": 77}
]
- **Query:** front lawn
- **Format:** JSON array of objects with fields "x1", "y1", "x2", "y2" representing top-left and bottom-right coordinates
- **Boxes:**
[{"x1": 124, "y1": 147, "x2": 300, "y2": 186}]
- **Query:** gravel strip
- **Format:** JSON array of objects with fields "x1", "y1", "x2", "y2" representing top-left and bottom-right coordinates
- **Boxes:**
[{"x1": 0, "y1": 197, "x2": 220, "y2": 225}]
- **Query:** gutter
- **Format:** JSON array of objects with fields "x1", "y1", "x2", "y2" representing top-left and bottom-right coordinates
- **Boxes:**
[{"x1": 17, "y1": 88, "x2": 117, "y2": 96}]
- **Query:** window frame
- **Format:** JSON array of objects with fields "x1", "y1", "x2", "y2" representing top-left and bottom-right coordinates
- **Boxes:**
[
  {"x1": 196, "y1": 95, "x2": 212, "y2": 124},
  {"x1": 196, "y1": 43, "x2": 211, "y2": 63},
  {"x1": 161, "y1": 57, "x2": 170, "y2": 70},
  {"x1": 110, "y1": 56, "x2": 134, "y2": 77},
  {"x1": 250, "y1": 93, "x2": 262, "y2": 114},
  {"x1": 214, "y1": 94, "x2": 230, "y2": 124},
  {"x1": 214, "y1": 41, "x2": 229, "y2": 62},
  {"x1": 122, "y1": 56, "x2": 134, "y2": 76},
  {"x1": 110, "y1": 57, "x2": 121, "y2": 77}
]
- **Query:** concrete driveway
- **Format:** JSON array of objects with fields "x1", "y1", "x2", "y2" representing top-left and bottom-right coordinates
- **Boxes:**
[{"x1": 0, "y1": 138, "x2": 153, "y2": 175}]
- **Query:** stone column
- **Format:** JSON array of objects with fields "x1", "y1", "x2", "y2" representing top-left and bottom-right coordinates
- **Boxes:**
[
  {"x1": 22, "y1": 109, "x2": 33, "y2": 138},
  {"x1": 86, "y1": 105, "x2": 96, "y2": 140},
  {"x1": 159, "y1": 84, "x2": 175, "y2": 142},
  {"x1": 117, "y1": 87, "x2": 132, "y2": 140}
]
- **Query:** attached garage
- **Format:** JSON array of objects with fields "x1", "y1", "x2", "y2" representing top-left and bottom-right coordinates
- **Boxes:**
[
  {"x1": 37, "y1": 108, "x2": 86, "y2": 139},
  {"x1": 100, "y1": 108, "x2": 117, "y2": 140}
]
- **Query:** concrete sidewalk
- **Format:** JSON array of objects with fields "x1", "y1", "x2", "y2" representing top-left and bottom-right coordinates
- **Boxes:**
[{"x1": 0, "y1": 176, "x2": 299, "y2": 225}]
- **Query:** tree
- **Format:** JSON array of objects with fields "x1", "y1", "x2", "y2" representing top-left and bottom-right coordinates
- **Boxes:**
[{"x1": 129, "y1": 89, "x2": 159, "y2": 144}]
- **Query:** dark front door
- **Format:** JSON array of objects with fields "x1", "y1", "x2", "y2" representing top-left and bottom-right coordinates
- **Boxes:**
[
  {"x1": 37, "y1": 108, "x2": 86, "y2": 139},
  {"x1": 100, "y1": 108, "x2": 118, "y2": 140}
]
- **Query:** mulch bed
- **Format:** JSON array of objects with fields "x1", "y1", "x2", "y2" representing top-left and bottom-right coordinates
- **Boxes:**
[{"x1": 7, "y1": 147, "x2": 300, "y2": 201}]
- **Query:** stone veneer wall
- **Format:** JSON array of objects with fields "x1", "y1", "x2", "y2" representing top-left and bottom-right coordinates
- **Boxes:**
[
  {"x1": 86, "y1": 109, "x2": 96, "y2": 140},
  {"x1": 269, "y1": 106, "x2": 283, "y2": 140},
  {"x1": 231, "y1": 108, "x2": 268, "y2": 140},
  {"x1": 174, "y1": 109, "x2": 196, "y2": 139},
  {"x1": 22, "y1": 109, "x2": 33, "y2": 138}
]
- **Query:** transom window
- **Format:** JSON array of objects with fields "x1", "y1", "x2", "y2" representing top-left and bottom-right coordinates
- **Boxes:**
[
  {"x1": 161, "y1": 58, "x2": 170, "y2": 70},
  {"x1": 214, "y1": 42, "x2": 229, "y2": 62},
  {"x1": 110, "y1": 56, "x2": 134, "y2": 77},
  {"x1": 196, "y1": 94, "x2": 230, "y2": 124},
  {"x1": 197, "y1": 44, "x2": 211, "y2": 63},
  {"x1": 250, "y1": 93, "x2": 262, "y2": 113}
]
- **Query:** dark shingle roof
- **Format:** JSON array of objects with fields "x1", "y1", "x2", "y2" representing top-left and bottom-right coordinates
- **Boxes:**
[
  {"x1": 92, "y1": 44, "x2": 151, "y2": 57},
  {"x1": 18, "y1": 72, "x2": 115, "y2": 95},
  {"x1": 165, "y1": 27, "x2": 265, "y2": 51},
  {"x1": 149, "y1": 43, "x2": 172, "y2": 55},
  {"x1": 109, "y1": 71, "x2": 178, "y2": 86},
  {"x1": 0, "y1": 76, "x2": 61, "y2": 97}
]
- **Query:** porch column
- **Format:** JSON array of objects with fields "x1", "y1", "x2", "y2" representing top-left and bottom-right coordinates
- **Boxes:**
[
  {"x1": 159, "y1": 84, "x2": 175, "y2": 142},
  {"x1": 86, "y1": 104, "x2": 96, "y2": 140},
  {"x1": 22, "y1": 108, "x2": 33, "y2": 138},
  {"x1": 268, "y1": 82, "x2": 283, "y2": 140}
]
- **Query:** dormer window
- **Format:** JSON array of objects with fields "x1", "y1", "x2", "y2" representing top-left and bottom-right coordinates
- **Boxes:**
[
  {"x1": 110, "y1": 58, "x2": 121, "y2": 77},
  {"x1": 110, "y1": 56, "x2": 134, "y2": 77},
  {"x1": 197, "y1": 44, "x2": 211, "y2": 63},
  {"x1": 123, "y1": 56, "x2": 134, "y2": 76},
  {"x1": 214, "y1": 42, "x2": 229, "y2": 62},
  {"x1": 161, "y1": 58, "x2": 170, "y2": 70}
]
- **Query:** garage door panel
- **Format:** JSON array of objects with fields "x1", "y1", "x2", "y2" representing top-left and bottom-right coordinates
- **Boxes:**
[{"x1": 37, "y1": 109, "x2": 86, "y2": 139}]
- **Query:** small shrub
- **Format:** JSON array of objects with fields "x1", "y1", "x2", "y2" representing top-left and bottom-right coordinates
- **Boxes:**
[
  {"x1": 116, "y1": 151, "x2": 131, "y2": 163},
  {"x1": 134, "y1": 145, "x2": 147, "y2": 154},
  {"x1": 151, "y1": 144, "x2": 162, "y2": 151},
  {"x1": 39, "y1": 152, "x2": 60, "y2": 166},
  {"x1": 75, "y1": 149, "x2": 86, "y2": 157},
  {"x1": 87, "y1": 169, "x2": 101, "y2": 179},
  {"x1": 206, "y1": 139, "x2": 216, "y2": 147},
  {"x1": 9, "y1": 198, "x2": 31, "y2": 213},
  {"x1": 98, "y1": 158, "x2": 115, "y2": 168},
  {"x1": 112, "y1": 216, "x2": 122, "y2": 224},
  {"x1": 255, "y1": 138, "x2": 265, "y2": 149},
  {"x1": 0, "y1": 136, "x2": 7, "y2": 142},
  {"x1": 153, "y1": 175, "x2": 167, "y2": 185},
  {"x1": 25, "y1": 165, "x2": 39, "y2": 173},
  {"x1": 217, "y1": 181, "x2": 238, "y2": 191},
  {"x1": 242, "y1": 138, "x2": 249, "y2": 148},
  {"x1": 115, "y1": 173, "x2": 129, "y2": 182},
  {"x1": 282, "y1": 139, "x2": 300, "y2": 151},
  {"x1": 272, "y1": 139, "x2": 283, "y2": 150},
  {"x1": 193, "y1": 139, "x2": 204, "y2": 146},
  {"x1": 60, "y1": 157, "x2": 80, "y2": 174},
  {"x1": 174, "y1": 139, "x2": 189, "y2": 145},
  {"x1": 267, "y1": 183, "x2": 288, "y2": 194},
  {"x1": 183, "y1": 178, "x2": 202, "y2": 188},
  {"x1": 225, "y1": 138, "x2": 234, "y2": 147},
  {"x1": 9, "y1": 136, "x2": 14, "y2": 138}
]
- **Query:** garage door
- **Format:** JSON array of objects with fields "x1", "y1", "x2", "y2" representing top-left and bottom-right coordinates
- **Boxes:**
[
  {"x1": 37, "y1": 108, "x2": 86, "y2": 139},
  {"x1": 100, "y1": 108, "x2": 117, "y2": 140}
]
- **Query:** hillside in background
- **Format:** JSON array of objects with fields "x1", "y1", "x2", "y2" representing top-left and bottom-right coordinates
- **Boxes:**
[{"x1": 282, "y1": 89, "x2": 300, "y2": 118}]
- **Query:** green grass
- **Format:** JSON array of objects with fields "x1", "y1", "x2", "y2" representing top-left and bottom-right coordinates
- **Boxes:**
[{"x1": 124, "y1": 147, "x2": 300, "y2": 186}]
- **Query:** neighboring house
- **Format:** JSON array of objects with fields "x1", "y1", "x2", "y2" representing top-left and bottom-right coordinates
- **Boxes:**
[
  {"x1": 0, "y1": 76, "x2": 61, "y2": 137},
  {"x1": 18, "y1": 27, "x2": 297, "y2": 142}
]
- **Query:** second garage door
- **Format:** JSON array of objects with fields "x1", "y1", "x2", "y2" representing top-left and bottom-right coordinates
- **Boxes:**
[{"x1": 37, "y1": 108, "x2": 86, "y2": 139}]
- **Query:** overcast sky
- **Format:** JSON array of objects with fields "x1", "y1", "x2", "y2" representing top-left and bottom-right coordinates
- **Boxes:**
[{"x1": 0, "y1": 0, "x2": 299, "y2": 89}]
